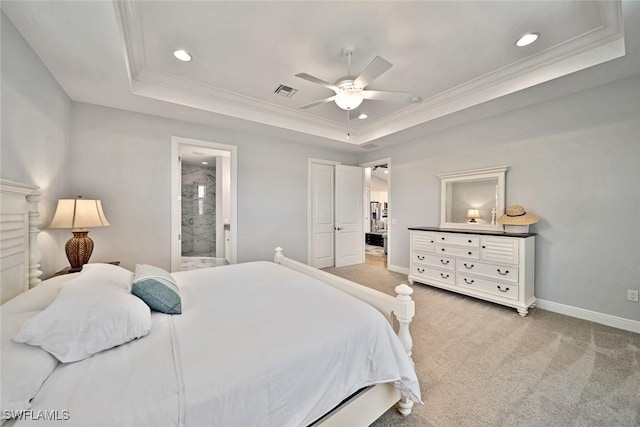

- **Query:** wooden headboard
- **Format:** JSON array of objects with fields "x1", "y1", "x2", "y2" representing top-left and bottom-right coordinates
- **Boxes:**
[{"x1": 0, "y1": 179, "x2": 42, "y2": 304}]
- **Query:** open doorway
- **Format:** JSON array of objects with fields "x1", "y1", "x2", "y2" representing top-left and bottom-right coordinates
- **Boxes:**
[
  {"x1": 361, "y1": 159, "x2": 390, "y2": 270},
  {"x1": 171, "y1": 137, "x2": 237, "y2": 272}
]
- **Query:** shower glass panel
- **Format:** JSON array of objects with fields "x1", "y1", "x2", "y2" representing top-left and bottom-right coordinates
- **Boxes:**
[{"x1": 181, "y1": 164, "x2": 216, "y2": 256}]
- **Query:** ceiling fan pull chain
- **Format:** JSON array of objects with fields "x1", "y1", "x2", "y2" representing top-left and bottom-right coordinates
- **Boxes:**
[{"x1": 346, "y1": 110, "x2": 350, "y2": 139}]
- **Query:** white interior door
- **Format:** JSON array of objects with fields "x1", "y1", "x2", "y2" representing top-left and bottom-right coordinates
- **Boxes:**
[
  {"x1": 335, "y1": 165, "x2": 364, "y2": 267},
  {"x1": 310, "y1": 163, "x2": 335, "y2": 268}
]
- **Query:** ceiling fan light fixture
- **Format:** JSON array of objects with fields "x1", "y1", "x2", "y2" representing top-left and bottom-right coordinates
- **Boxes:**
[
  {"x1": 335, "y1": 90, "x2": 364, "y2": 110},
  {"x1": 173, "y1": 49, "x2": 192, "y2": 62},
  {"x1": 516, "y1": 33, "x2": 539, "y2": 47}
]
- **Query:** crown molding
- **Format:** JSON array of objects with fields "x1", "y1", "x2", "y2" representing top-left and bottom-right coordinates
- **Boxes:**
[{"x1": 113, "y1": 0, "x2": 625, "y2": 147}]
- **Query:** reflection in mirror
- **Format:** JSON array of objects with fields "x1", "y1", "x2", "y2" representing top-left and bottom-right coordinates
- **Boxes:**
[
  {"x1": 438, "y1": 166, "x2": 507, "y2": 231},
  {"x1": 445, "y1": 178, "x2": 498, "y2": 224}
]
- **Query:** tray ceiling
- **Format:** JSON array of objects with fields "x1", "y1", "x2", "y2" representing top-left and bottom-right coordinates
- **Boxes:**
[{"x1": 2, "y1": 1, "x2": 627, "y2": 148}]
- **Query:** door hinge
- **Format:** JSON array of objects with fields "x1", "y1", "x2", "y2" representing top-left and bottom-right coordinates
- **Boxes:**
[{"x1": 178, "y1": 233, "x2": 181, "y2": 241}]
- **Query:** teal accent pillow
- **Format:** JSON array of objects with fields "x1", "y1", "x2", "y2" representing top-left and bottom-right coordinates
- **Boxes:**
[{"x1": 131, "y1": 265, "x2": 182, "y2": 314}]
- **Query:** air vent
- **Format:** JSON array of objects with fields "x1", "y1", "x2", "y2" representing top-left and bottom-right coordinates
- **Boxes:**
[
  {"x1": 361, "y1": 143, "x2": 380, "y2": 150},
  {"x1": 273, "y1": 84, "x2": 298, "y2": 98}
]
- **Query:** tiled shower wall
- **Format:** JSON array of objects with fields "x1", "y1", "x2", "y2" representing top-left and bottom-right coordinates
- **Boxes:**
[{"x1": 181, "y1": 164, "x2": 216, "y2": 257}]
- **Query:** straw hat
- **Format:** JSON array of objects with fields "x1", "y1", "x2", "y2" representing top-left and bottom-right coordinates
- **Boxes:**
[{"x1": 497, "y1": 205, "x2": 539, "y2": 225}]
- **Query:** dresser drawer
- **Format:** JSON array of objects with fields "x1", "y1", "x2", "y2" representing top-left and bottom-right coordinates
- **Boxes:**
[
  {"x1": 457, "y1": 274, "x2": 518, "y2": 300},
  {"x1": 436, "y1": 232, "x2": 479, "y2": 247},
  {"x1": 413, "y1": 252, "x2": 455, "y2": 271},
  {"x1": 412, "y1": 264, "x2": 455, "y2": 285},
  {"x1": 456, "y1": 260, "x2": 518, "y2": 283},
  {"x1": 412, "y1": 231, "x2": 435, "y2": 252},
  {"x1": 436, "y1": 245, "x2": 479, "y2": 259}
]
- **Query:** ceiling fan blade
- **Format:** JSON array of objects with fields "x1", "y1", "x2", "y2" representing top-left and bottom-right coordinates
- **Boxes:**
[
  {"x1": 353, "y1": 56, "x2": 392, "y2": 88},
  {"x1": 299, "y1": 95, "x2": 337, "y2": 109},
  {"x1": 362, "y1": 90, "x2": 411, "y2": 103},
  {"x1": 295, "y1": 73, "x2": 339, "y2": 92}
]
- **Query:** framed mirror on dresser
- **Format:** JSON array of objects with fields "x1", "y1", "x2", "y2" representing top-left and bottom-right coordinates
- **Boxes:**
[{"x1": 437, "y1": 166, "x2": 508, "y2": 231}]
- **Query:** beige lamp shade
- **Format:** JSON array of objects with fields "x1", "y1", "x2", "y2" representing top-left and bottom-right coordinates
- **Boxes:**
[
  {"x1": 50, "y1": 197, "x2": 110, "y2": 272},
  {"x1": 50, "y1": 198, "x2": 110, "y2": 230}
]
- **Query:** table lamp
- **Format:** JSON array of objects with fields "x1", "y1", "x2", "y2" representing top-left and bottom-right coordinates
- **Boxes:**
[
  {"x1": 50, "y1": 196, "x2": 110, "y2": 272},
  {"x1": 466, "y1": 208, "x2": 480, "y2": 223}
]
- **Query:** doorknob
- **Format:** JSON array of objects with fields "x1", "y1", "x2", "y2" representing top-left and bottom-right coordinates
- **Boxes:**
[{"x1": 335, "y1": 227, "x2": 343, "y2": 231}]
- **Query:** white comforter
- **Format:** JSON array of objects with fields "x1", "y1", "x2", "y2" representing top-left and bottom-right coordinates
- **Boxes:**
[{"x1": 14, "y1": 261, "x2": 420, "y2": 427}]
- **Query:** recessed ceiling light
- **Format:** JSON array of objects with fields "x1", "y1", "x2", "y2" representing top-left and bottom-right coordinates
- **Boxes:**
[
  {"x1": 201, "y1": 161, "x2": 208, "y2": 165},
  {"x1": 358, "y1": 113, "x2": 368, "y2": 120},
  {"x1": 173, "y1": 49, "x2": 192, "y2": 62},
  {"x1": 516, "y1": 33, "x2": 539, "y2": 47},
  {"x1": 384, "y1": 170, "x2": 389, "y2": 174}
]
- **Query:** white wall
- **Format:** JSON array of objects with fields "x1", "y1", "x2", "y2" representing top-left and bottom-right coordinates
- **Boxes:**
[
  {"x1": 4, "y1": 7, "x2": 638, "y2": 325},
  {"x1": 68, "y1": 103, "x2": 357, "y2": 271},
  {"x1": 0, "y1": 12, "x2": 70, "y2": 276},
  {"x1": 359, "y1": 74, "x2": 640, "y2": 322}
]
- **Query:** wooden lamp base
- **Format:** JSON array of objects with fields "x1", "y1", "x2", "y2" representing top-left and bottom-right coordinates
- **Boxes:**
[{"x1": 65, "y1": 229, "x2": 94, "y2": 272}]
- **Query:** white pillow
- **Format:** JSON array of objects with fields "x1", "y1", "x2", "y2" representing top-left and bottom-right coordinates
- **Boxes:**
[
  {"x1": 1, "y1": 311, "x2": 59, "y2": 418},
  {"x1": 73, "y1": 263, "x2": 133, "y2": 290},
  {"x1": 13, "y1": 282, "x2": 151, "y2": 363}
]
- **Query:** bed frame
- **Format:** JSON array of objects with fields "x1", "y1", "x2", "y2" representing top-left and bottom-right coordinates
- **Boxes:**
[
  {"x1": 0, "y1": 180, "x2": 416, "y2": 425},
  {"x1": 274, "y1": 247, "x2": 416, "y2": 425},
  {"x1": 0, "y1": 179, "x2": 42, "y2": 304}
]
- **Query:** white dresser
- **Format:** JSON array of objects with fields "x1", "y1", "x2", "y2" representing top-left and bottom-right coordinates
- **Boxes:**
[{"x1": 408, "y1": 227, "x2": 535, "y2": 316}]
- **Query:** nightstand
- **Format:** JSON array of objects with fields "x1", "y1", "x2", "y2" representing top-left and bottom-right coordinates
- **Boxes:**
[{"x1": 52, "y1": 261, "x2": 120, "y2": 277}]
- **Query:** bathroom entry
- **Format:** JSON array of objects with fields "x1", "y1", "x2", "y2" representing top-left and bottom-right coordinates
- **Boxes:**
[
  {"x1": 181, "y1": 161, "x2": 217, "y2": 257},
  {"x1": 171, "y1": 137, "x2": 237, "y2": 272},
  {"x1": 362, "y1": 160, "x2": 390, "y2": 269}
]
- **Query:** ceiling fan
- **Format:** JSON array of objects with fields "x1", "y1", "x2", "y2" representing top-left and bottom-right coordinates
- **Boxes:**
[{"x1": 295, "y1": 47, "x2": 412, "y2": 111}]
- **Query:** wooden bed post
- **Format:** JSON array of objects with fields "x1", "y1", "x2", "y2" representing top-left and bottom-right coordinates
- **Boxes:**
[
  {"x1": 394, "y1": 284, "x2": 415, "y2": 416},
  {"x1": 274, "y1": 246, "x2": 284, "y2": 263},
  {"x1": 26, "y1": 191, "x2": 42, "y2": 287}
]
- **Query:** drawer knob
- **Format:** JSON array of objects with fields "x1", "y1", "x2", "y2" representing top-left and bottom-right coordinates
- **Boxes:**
[
  {"x1": 441, "y1": 248, "x2": 445, "y2": 252},
  {"x1": 464, "y1": 278, "x2": 475, "y2": 284},
  {"x1": 482, "y1": 245, "x2": 486, "y2": 249},
  {"x1": 430, "y1": 240, "x2": 434, "y2": 243},
  {"x1": 417, "y1": 268, "x2": 425, "y2": 273},
  {"x1": 468, "y1": 251, "x2": 472, "y2": 255},
  {"x1": 440, "y1": 273, "x2": 450, "y2": 279},
  {"x1": 440, "y1": 259, "x2": 450, "y2": 265},
  {"x1": 417, "y1": 255, "x2": 425, "y2": 260},
  {"x1": 497, "y1": 269, "x2": 509, "y2": 276},
  {"x1": 468, "y1": 239, "x2": 472, "y2": 243},
  {"x1": 464, "y1": 263, "x2": 474, "y2": 269},
  {"x1": 497, "y1": 285, "x2": 510, "y2": 293},
  {"x1": 441, "y1": 237, "x2": 445, "y2": 240}
]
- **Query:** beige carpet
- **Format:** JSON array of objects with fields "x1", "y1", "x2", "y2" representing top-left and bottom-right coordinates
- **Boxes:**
[{"x1": 323, "y1": 264, "x2": 640, "y2": 427}]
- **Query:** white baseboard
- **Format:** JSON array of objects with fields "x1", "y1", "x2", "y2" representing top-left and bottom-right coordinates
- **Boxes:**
[
  {"x1": 388, "y1": 264, "x2": 409, "y2": 275},
  {"x1": 536, "y1": 299, "x2": 640, "y2": 334}
]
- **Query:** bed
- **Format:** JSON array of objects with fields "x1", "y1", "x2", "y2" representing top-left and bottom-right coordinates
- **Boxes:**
[{"x1": 0, "y1": 179, "x2": 420, "y2": 426}]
